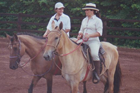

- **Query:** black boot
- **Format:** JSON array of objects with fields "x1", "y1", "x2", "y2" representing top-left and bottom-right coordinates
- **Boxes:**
[{"x1": 92, "y1": 61, "x2": 100, "y2": 84}]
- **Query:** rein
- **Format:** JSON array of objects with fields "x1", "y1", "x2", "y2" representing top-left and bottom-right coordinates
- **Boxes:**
[
  {"x1": 45, "y1": 31, "x2": 90, "y2": 80},
  {"x1": 19, "y1": 39, "x2": 48, "y2": 68},
  {"x1": 9, "y1": 37, "x2": 54, "y2": 76},
  {"x1": 46, "y1": 31, "x2": 85, "y2": 57},
  {"x1": 60, "y1": 41, "x2": 83, "y2": 56},
  {"x1": 19, "y1": 38, "x2": 56, "y2": 76},
  {"x1": 21, "y1": 58, "x2": 54, "y2": 77}
]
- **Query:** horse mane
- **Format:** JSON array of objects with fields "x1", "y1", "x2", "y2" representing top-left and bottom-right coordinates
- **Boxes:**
[{"x1": 17, "y1": 32, "x2": 46, "y2": 39}]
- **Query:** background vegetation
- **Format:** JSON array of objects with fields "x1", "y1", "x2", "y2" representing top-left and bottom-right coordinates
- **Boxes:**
[{"x1": 0, "y1": 0, "x2": 140, "y2": 48}]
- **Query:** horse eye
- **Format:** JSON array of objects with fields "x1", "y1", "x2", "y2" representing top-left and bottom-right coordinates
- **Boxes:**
[{"x1": 55, "y1": 37, "x2": 58, "y2": 40}]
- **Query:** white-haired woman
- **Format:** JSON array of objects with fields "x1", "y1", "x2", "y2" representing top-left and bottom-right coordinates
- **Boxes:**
[
  {"x1": 77, "y1": 3, "x2": 103, "y2": 84},
  {"x1": 43, "y1": 2, "x2": 71, "y2": 37}
]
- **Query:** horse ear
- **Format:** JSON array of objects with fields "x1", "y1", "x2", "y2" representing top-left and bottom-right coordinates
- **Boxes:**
[
  {"x1": 51, "y1": 20, "x2": 55, "y2": 30},
  {"x1": 59, "y1": 22, "x2": 63, "y2": 30},
  {"x1": 13, "y1": 33, "x2": 18, "y2": 41},
  {"x1": 6, "y1": 33, "x2": 11, "y2": 41}
]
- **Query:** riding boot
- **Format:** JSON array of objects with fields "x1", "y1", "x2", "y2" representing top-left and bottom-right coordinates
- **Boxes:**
[{"x1": 92, "y1": 61, "x2": 100, "y2": 84}]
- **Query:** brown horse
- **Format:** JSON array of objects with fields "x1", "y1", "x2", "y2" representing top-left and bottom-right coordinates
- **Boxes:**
[
  {"x1": 6, "y1": 33, "x2": 62, "y2": 93},
  {"x1": 43, "y1": 22, "x2": 122, "y2": 93}
]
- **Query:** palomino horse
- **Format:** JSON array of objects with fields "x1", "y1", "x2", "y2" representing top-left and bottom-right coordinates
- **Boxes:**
[
  {"x1": 43, "y1": 22, "x2": 122, "y2": 93},
  {"x1": 6, "y1": 33, "x2": 62, "y2": 93}
]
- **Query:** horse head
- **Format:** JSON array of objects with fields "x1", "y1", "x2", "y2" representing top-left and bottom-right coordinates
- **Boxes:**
[
  {"x1": 43, "y1": 22, "x2": 63, "y2": 61},
  {"x1": 6, "y1": 34, "x2": 25, "y2": 70}
]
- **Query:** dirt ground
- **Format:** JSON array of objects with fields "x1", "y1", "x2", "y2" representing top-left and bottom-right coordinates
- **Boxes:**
[{"x1": 0, "y1": 37, "x2": 140, "y2": 93}]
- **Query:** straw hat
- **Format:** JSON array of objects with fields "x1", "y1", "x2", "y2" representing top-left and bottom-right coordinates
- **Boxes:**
[{"x1": 82, "y1": 3, "x2": 99, "y2": 11}]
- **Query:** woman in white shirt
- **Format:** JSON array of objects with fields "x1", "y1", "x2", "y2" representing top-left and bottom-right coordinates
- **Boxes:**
[
  {"x1": 43, "y1": 2, "x2": 71, "y2": 37},
  {"x1": 77, "y1": 3, "x2": 103, "y2": 84}
]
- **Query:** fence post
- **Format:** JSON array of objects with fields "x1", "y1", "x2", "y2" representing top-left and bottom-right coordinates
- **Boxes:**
[
  {"x1": 103, "y1": 18, "x2": 107, "y2": 41},
  {"x1": 17, "y1": 13, "x2": 22, "y2": 32}
]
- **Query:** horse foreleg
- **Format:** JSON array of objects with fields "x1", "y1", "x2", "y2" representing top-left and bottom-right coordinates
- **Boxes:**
[
  {"x1": 83, "y1": 81, "x2": 87, "y2": 93},
  {"x1": 46, "y1": 75, "x2": 53, "y2": 93},
  {"x1": 70, "y1": 81, "x2": 79, "y2": 93},
  {"x1": 28, "y1": 76, "x2": 41, "y2": 93}
]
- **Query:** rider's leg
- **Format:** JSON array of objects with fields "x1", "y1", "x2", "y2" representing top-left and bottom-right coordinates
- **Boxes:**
[{"x1": 88, "y1": 41, "x2": 100, "y2": 83}]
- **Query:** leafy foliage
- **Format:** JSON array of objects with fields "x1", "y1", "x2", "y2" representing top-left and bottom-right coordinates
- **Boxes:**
[{"x1": 0, "y1": 0, "x2": 140, "y2": 48}]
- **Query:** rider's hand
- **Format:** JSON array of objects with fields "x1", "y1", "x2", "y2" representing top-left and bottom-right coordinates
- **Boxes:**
[
  {"x1": 84, "y1": 33, "x2": 90, "y2": 39},
  {"x1": 83, "y1": 33, "x2": 90, "y2": 42},
  {"x1": 77, "y1": 33, "x2": 83, "y2": 40},
  {"x1": 43, "y1": 30, "x2": 50, "y2": 37},
  {"x1": 77, "y1": 35, "x2": 81, "y2": 40},
  {"x1": 43, "y1": 34, "x2": 47, "y2": 37}
]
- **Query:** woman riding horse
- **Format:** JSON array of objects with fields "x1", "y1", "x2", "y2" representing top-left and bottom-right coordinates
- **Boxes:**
[
  {"x1": 43, "y1": 21, "x2": 121, "y2": 93},
  {"x1": 77, "y1": 3, "x2": 103, "y2": 83}
]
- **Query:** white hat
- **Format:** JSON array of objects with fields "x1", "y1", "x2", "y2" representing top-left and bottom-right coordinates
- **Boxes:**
[
  {"x1": 82, "y1": 3, "x2": 99, "y2": 11},
  {"x1": 55, "y1": 2, "x2": 65, "y2": 9}
]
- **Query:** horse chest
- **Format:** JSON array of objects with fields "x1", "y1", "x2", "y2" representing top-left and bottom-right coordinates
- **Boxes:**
[{"x1": 62, "y1": 73, "x2": 71, "y2": 82}]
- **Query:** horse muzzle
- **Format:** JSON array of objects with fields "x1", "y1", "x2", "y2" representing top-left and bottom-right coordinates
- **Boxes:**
[
  {"x1": 43, "y1": 52, "x2": 53, "y2": 61},
  {"x1": 10, "y1": 62, "x2": 18, "y2": 70},
  {"x1": 10, "y1": 58, "x2": 20, "y2": 70}
]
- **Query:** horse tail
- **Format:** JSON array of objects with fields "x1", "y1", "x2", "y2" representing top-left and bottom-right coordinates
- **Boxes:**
[{"x1": 114, "y1": 60, "x2": 122, "y2": 93}]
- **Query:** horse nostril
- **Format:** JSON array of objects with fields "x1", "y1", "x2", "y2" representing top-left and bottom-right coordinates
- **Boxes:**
[
  {"x1": 13, "y1": 66, "x2": 16, "y2": 69},
  {"x1": 44, "y1": 55, "x2": 50, "y2": 60},
  {"x1": 10, "y1": 65, "x2": 17, "y2": 70}
]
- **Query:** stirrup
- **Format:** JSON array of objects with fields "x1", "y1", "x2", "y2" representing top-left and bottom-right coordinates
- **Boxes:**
[{"x1": 92, "y1": 72, "x2": 100, "y2": 84}]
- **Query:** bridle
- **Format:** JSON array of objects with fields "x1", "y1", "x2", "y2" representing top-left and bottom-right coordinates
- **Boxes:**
[
  {"x1": 8, "y1": 36, "x2": 54, "y2": 76},
  {"x1": 9, "y1": 38, "x2": 21, "y2": 65},
  {"x1": 45, "y1": 31, "x2": 62, "y2": 55},
  {"x1": 45, "y1": 30, "x2": 91, "y2": 77},
  {"x1": 45, "y1": 30, "x2": 84, "y2": 57}
]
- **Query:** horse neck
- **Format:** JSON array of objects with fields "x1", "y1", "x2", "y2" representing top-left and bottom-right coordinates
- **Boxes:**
[
  {"x1": 58, "y1": 31, "x2": 78, "y2": 54},
  {"x1": 19, "y1": 35, "x2": 45, "y2": 58},
  {"x1": 57, "y1": 31, "x2": 85, "y2": 68}
]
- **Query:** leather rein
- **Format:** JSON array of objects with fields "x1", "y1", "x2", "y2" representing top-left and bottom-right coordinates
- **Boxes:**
[{"x1": 9, "y1": 37, "x2": 54, "y2": 76}]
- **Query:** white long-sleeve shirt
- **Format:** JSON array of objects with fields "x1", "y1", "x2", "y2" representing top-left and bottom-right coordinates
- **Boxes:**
[{"x1": 79, "y1": 15, "x2": 103, "y2": 41}]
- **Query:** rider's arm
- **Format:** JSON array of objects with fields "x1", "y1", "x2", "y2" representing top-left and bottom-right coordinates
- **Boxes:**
[
  {"x1": 88, "y1": 32, "x2": 100, "y2": 38},
  {"x1": 65, "y1": 29, "x2": 70, "y2": 33},
  {"x1": 43, "y1": 29, "x2": 50, "y2": 37},
  {"x1": 77, "y1": 19, "x2": 84, "y2": 39}
]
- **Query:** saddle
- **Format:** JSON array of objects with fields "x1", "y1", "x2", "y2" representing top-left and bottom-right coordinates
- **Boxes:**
[
  {"x1": 81, "y1": 43, "x2": 106, "y2": 71},
  {"x1": 70, "y1": 38, "x2": 106, "y2": 71}
]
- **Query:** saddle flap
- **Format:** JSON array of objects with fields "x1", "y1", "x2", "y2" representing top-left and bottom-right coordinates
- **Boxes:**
[
  {"x1": 100, "y1": 44, "x2": 105, "y2": 54},
  {"x1": 81, "y1": 43, "x2": 105, "y2": 62},
  {"x1": 81, "y1": 44, "x2": 92, "y2": 64}
]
